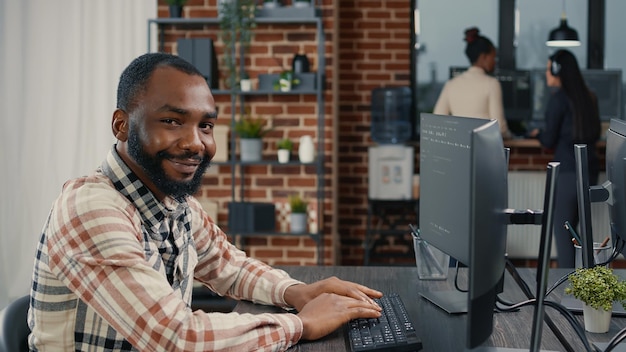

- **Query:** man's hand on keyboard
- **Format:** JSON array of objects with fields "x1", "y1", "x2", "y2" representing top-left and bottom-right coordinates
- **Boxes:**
[
  {"x1": 297, "y1": 292, "x2": 382, "y2": 340},
  {"x1": 284, "y1": 276, "x2": 383, "y2": 312}
]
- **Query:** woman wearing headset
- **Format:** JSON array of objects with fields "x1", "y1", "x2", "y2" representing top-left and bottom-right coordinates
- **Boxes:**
[{"x1": 529, "y1": 49, "x2": 601, "y2": 268}]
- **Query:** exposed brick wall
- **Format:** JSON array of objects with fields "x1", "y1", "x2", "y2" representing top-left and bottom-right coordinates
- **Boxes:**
[{"x1": 336, "y1": 1, "x2": 412, "y2": 265}]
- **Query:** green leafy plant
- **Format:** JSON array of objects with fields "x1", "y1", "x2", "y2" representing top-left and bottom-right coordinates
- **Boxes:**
[
  {"x1": 234, "y1": 116, "x2": 271, "y2": 139},
  {"x1": 288, "y1": 194, "x2": 308, "y2": 214},
  {"x1": 219, "y1": 0, "x2": 256, "y2": 90},
  {"x1": 277, "y1": 138, "x2": 293, "y2": 151},
  {"x1": 565, "y1": 266, "x2": 626, "y2": 311},
  {"x1": 274, "y1": 70, "x2": 301, "y2": 91}
]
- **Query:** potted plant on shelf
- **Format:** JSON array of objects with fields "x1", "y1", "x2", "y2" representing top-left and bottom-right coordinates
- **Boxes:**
[
  {"x1": 276, "y1": 138, "x2": 293, "y2": 163},
  {"x1": 565, "y1": 265, "x2": 626, "y2": 333},
  {"x1": 165, "y1": 0, "x2": 188, "y2": 18},
  {"x1": 239, "y1": 71, "x2": 252, "y2": 92},
  {"x1": 276, "y1": 70, "x2": 301, "y2": 92},
  {"x1": 288, "y1": 194, "x2": 308, "y2": 234},
  {"x1": 234, "y1": 115, "x2": 271, "y2": 162},
  {"x1": 219, "y1": 0, "x2": 256, "y2": 91}
]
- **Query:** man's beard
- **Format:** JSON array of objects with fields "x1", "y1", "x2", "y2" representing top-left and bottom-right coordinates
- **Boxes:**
[{"x1": 127, "y1": 124, "x2": 210, "y2": 199}]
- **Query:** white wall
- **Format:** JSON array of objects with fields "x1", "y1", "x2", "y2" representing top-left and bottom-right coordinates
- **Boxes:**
[{"x1": 0, "y1": 0, "x2": 157, "y2": 309}]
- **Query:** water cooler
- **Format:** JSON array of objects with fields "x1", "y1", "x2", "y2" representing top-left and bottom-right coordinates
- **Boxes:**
[
  {"x1": 365, "y1": 86, "x2": 417, "y2": 265},
  {"x1": 368, "y1": 87, "x2": 414, "y2": 200}
]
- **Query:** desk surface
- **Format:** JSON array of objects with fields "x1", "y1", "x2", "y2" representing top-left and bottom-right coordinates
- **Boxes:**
[{"x1": 233, "y1": 265, "x2": 626, "y2": 351}]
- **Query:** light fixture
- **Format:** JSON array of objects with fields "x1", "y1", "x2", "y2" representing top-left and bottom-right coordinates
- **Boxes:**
[{"x1": 546, "y1": 1, "x2": 581, "y2": 47}]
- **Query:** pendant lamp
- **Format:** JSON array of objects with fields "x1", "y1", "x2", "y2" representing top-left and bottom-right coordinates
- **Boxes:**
[{"x1": 546, "y1": 1, "x2": 581, "y2": 47}]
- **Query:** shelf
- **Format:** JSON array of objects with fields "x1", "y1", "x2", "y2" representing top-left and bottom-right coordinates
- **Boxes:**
[
  {"x1": 232, "y1": 231, "x2": 322, "y2": 239},
  {"x1": 211, "y1": 89, "x2": 319, "y2": 95},
  {"x1": 148, "y1": 13, "x2": 326, "y2": 265},
  {"x1": 148, "y1": 17, "x2": 320, "y2": 26},
  {"x1": 213, "y1": 159, "x2": 317, "y2": 166},
  {"x1": 148, "y1": 18, "x2": 220, "y2": 25}
]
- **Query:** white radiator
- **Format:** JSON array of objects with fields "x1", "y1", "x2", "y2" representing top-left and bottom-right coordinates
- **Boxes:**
[{"x1": 506, "y1": 171, "x2": 611, "y2": 259}]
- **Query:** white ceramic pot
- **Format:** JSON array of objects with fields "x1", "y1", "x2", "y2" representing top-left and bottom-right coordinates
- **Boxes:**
[
  {"x1": 290, "y1": 213, "x2": 308, "y2": 234},
  {"x1": 582, "y1": 303, "x2": 612, "y2": 333},
  {"x1": 298, "y1": 135, "x2": 314, "y2": 163},
  {"x1": 240, "y1": 138, "x2": 262, "y2": 162},
  {"x1": 240, "y1": 79, "x2": 251, "y2": 92},
  {"x1": 277, "y1": 149, "x2": 290, "y2": 163}
]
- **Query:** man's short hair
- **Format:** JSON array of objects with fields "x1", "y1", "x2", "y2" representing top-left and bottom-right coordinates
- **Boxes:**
[{"x1": 116, "y1": 53, "x2": 204, "y2": 112}]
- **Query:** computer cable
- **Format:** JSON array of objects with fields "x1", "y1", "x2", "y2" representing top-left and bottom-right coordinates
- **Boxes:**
[
  {"x1": 452, "y1": 261, "x2": 468, "y2": 293},
  {"x1": 504, "y1": 258, "x2": 577, "y2": 352},
  {"x1": 505, "y1": 258, "x2": 535, "y2": 299},
  {"x1": 542, "y1": 300, "x2": 600, "y2": 352},
  {"x1": 494, "y1": 298, "x2": 596, "y2": 351}
]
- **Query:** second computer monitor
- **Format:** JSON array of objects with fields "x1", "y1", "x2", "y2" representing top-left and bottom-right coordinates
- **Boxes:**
[{"x1": 419, "y1": 113, "x2": 509, "y2": 349}]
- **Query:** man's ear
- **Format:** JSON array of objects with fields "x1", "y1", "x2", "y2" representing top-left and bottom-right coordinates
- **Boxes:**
[{"x1": 112, "y1": 109, "x2": 129, "y2": 141}]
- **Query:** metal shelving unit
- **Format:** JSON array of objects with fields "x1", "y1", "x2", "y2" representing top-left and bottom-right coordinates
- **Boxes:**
[{"x1": 147, "y1": 14, "x2": 326, "y2": 264}]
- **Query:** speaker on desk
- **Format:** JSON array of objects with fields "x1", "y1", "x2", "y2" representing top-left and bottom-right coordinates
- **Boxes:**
[{"x1": 177, "y1": 38, "x2": 220, "y2": 90}]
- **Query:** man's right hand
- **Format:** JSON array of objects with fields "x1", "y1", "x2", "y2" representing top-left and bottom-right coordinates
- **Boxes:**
[{"x1": 296, "y1": 292, "x2": 381, "y2": 340}]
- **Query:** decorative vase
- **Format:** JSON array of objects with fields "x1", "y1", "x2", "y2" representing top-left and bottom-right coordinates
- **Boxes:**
[
  {"x1": 582, "y1": 303, "x2": 612, "y2": 333},
  {"x1": 277, "y1": 149, "x2": 290, "y2": 163},
  {"x1": 240, "y1": 138, "x2": 262, "y2": 162},
  {"x1": 298, "y1": 135, "x2": 314, "y2": 163},
  {"x1": 290, "y1": 213, "x2": 307, "y2": 234},
  {"x1": 292, "y1": 53, "x2": 310, "y2": 74}
]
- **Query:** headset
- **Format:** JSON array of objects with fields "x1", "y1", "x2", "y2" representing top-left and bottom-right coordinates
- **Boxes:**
[{"x1": 549, "y1": 51, "x2": 562, "y2": 76}]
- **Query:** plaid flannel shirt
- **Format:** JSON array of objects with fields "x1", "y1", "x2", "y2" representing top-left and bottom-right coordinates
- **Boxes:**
[{"x1": 28, "y1": 146, "x2": 303, "y2": 351}]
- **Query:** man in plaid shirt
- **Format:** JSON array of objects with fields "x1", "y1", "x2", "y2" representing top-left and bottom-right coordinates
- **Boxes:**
[{"x1": 28, "y1": 53, "x2": 382, "y2": 351}]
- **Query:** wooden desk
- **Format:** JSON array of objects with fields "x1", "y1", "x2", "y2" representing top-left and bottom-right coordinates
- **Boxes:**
[{"x1": 233, "y1": 266, "x2": 626, "y2": 351}]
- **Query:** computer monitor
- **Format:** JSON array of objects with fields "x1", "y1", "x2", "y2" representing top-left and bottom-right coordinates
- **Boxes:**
[
  {"x1": 530, "y1": 69, "x2": 623, "y2": 125},
  {"x1": 575, "y1": 118, "x2": 626, "y2": 268},
  {"x1": 582, "y1": 70, "x2": 623, "y2": 122},
  {"x1": 419, "y1": 113, "x2": 509, "y2": 349}
]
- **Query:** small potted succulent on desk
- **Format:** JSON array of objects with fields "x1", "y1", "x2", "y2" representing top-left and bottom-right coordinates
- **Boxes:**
[
  {"x1": 276, "y1": 138, "x2": 293, "y2": 163},
  {"x1": 565, "y1": 265, "x2": 626, "y2": 333},
  {"x1": 288, "y1": 193, "x2": 308, "y2": 234}
]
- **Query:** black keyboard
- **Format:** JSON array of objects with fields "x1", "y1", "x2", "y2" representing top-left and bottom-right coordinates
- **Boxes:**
[{"x1": 346, "y1": 292, "x2": 422, "y2": 352}]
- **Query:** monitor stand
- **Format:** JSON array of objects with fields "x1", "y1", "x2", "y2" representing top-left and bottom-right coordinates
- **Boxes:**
[{"x1": 419, "y1": 290, "x2": 467, "y2": 314}]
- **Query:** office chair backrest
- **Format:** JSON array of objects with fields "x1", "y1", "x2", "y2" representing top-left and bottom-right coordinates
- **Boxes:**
[{"x1": 0, "y1": 295, "x2": 31, "y2": 352}]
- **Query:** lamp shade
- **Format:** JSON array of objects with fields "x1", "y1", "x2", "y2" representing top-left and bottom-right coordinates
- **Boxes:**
[{"x1": 546, "y1": 18, "x2": 581, "y2": 47}]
